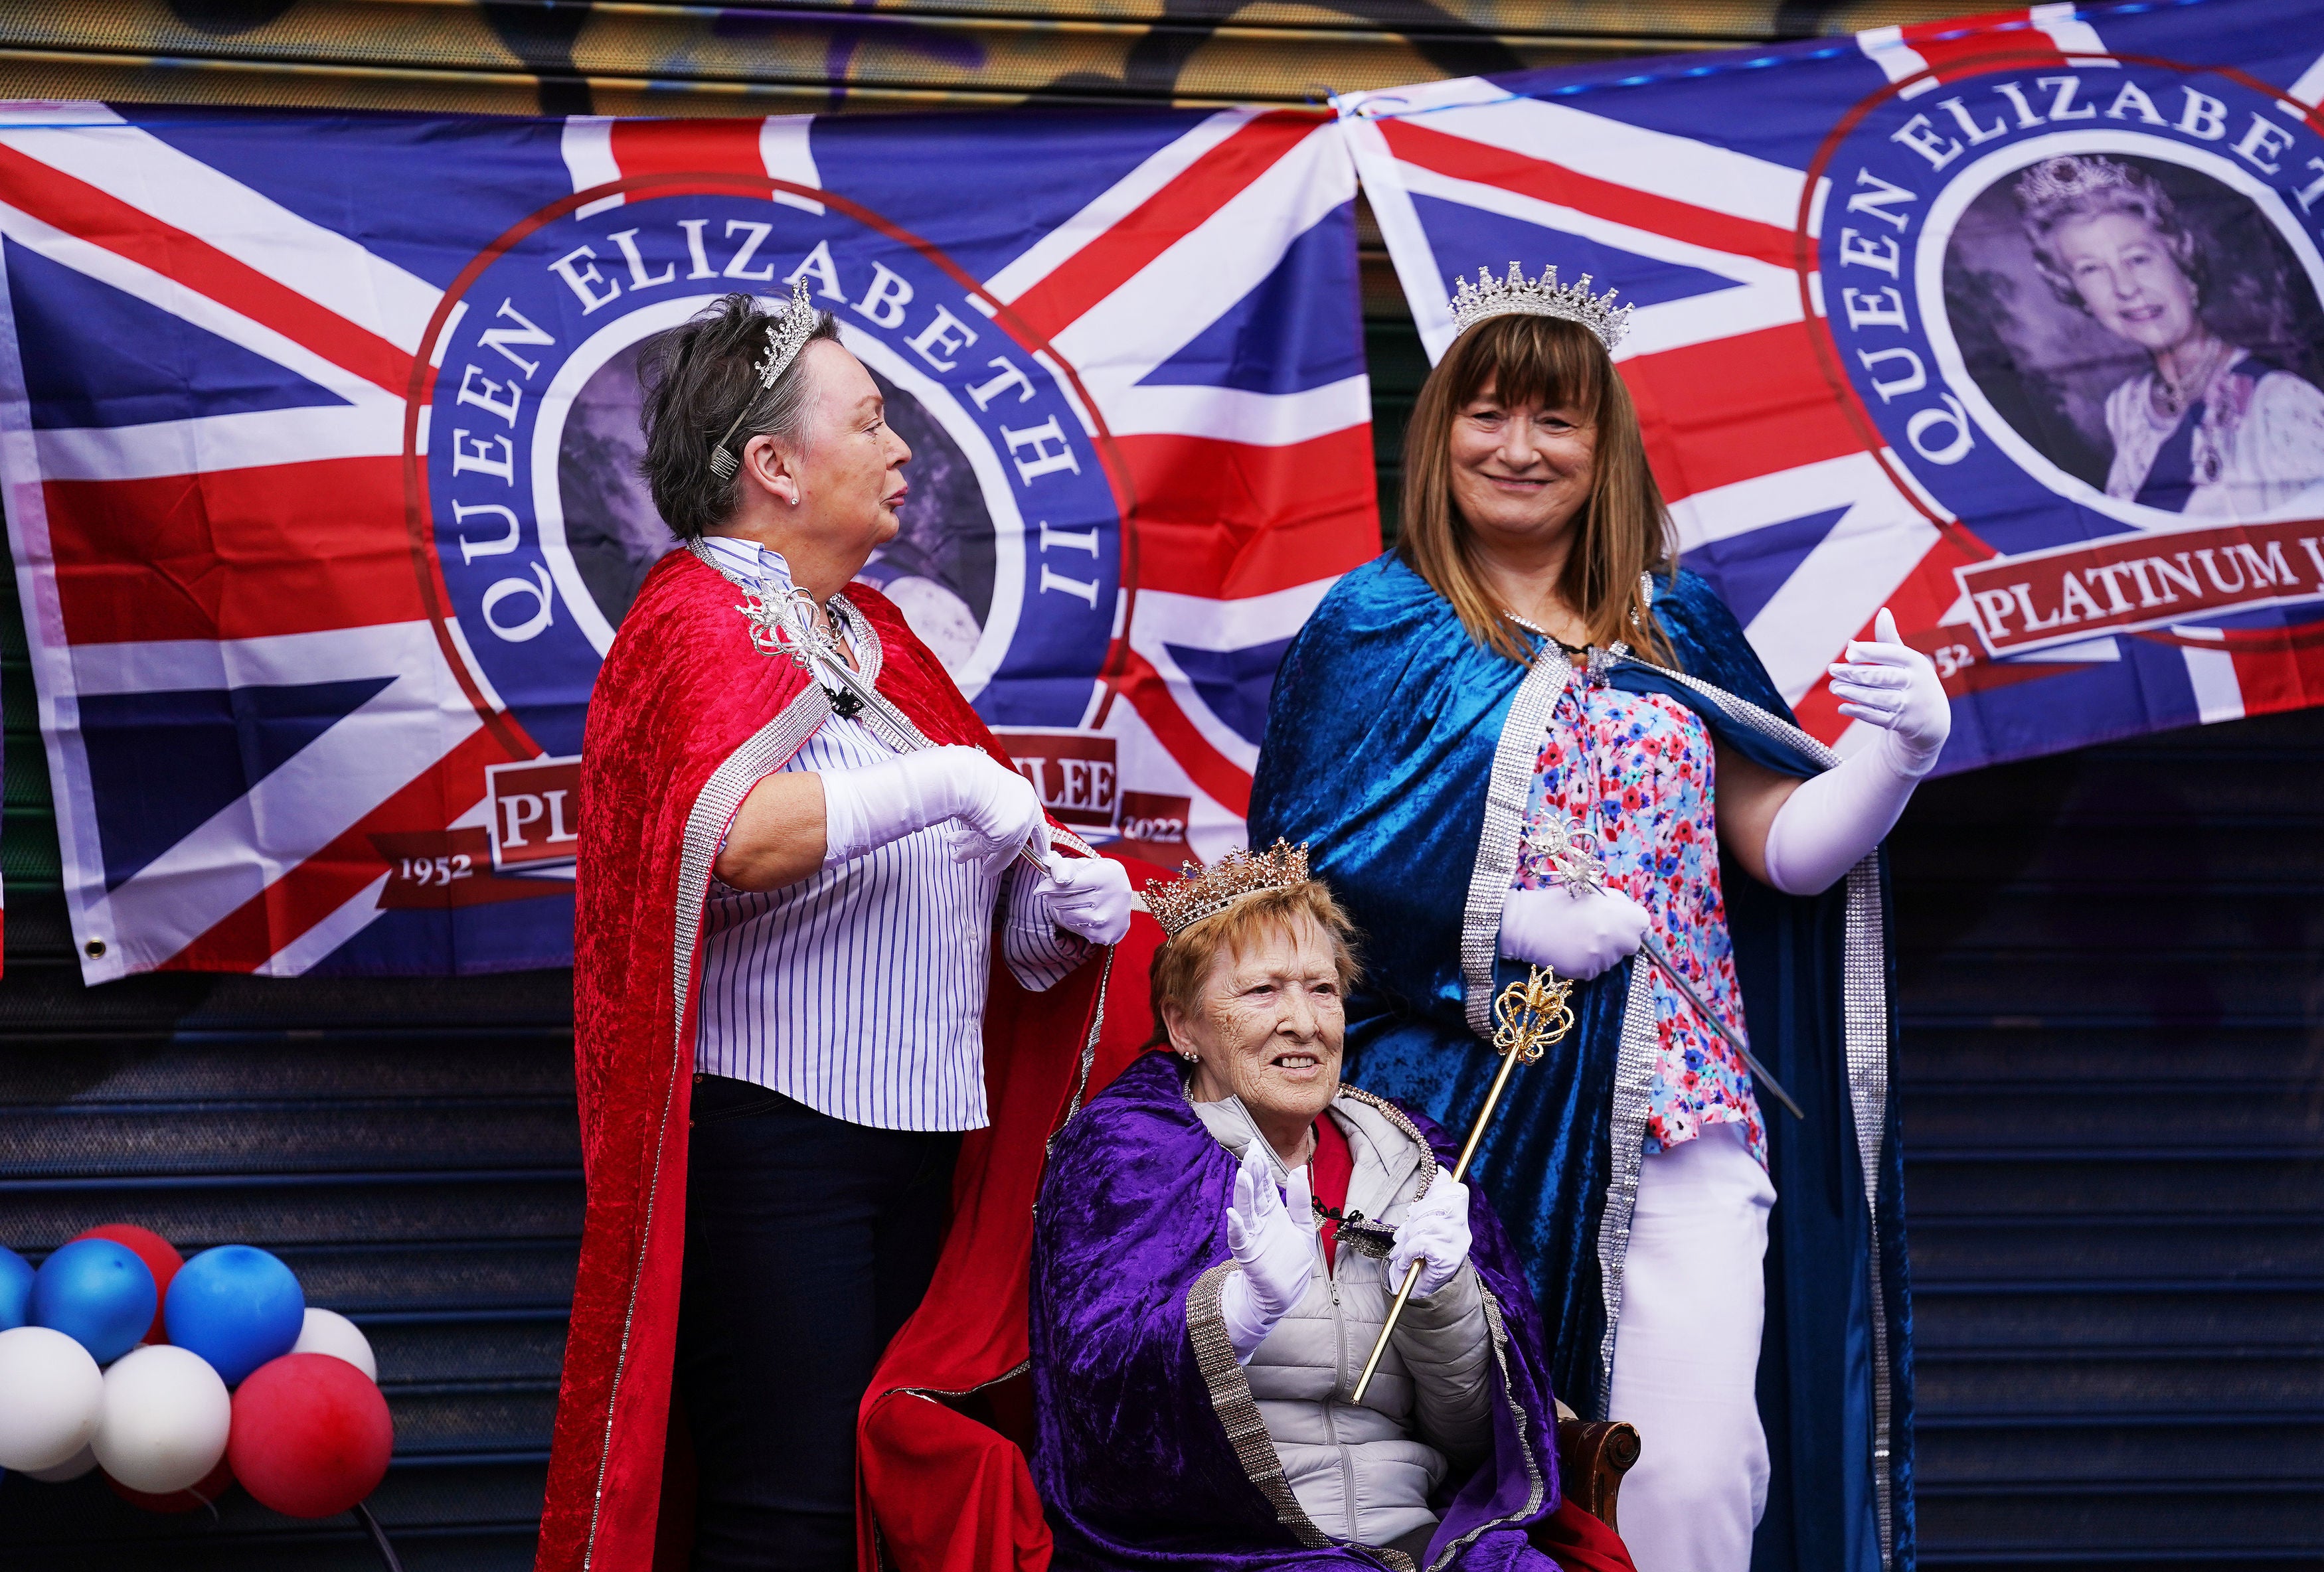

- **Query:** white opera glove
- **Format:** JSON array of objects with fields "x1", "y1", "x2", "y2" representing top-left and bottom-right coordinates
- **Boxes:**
[
  {"x1": 1024, "y1": 852, "x2": 1134, "y2": 945},
  {"x1": 1829, "y1": 608, "x2": 1951, "y2": 778},
  {"x1": 818, "y1": 746, "x2": 1048, "y2": 880},
  {"x1": 1218, "y1": 1144, "x2": 1317, "y2": 1363},
  {"x1": 1387, "y1": 1174, "x2": 1472, "y2": 1300},
  {"x1": 1761, "y1": 608, "x2": 1952, "y2": 897},
  {"x1": 1499, "y1": 880, "x2": 1650, "y2": 981}
]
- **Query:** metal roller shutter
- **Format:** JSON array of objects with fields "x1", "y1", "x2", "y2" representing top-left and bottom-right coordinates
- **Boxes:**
[
  {"x1": 1890, "y1": 713, "x2": 2324, "y2": 1569},
  {"x1": 0, "y1": 568, "x2": 578, "y2": 1567},
  {"x1": 0, "y1": 6, "x2": 2317, "y2": 1566},
  {"x1": 0, "y1": 0, "x2": 1967, "y2": 118}
]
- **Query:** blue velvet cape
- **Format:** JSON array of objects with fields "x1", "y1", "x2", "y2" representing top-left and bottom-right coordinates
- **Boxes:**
[
  {"x1": 1248, "y1": 556, "x2": 1914, "y2": 1572},
  {"x1": 1030, "y1": 1052, "x2": 1566, "y2": 1570}
]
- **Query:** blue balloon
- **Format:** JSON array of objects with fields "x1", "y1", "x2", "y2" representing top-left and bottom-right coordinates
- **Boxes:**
[
  {"x1": 0, "y1": 1244, "x2": 33, "y2": 1331},
  {"x1": 165, "y1": 1245, "x2": 304, "y2": 1385},
  {"x1": 29, "y1": 1238, "x2": 157, "y2": 1364}
]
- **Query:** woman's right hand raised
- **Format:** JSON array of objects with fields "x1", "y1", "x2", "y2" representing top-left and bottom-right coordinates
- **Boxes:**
[
  {"x1": 1499, "y1": 880, "x2": 1650, "y2": 981},
  {"x1": 1218, "y1": 1143, "x2": 1317, "y2": 1362}
]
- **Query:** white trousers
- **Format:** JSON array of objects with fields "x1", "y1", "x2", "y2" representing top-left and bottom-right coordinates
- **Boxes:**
[{"x1": 1605, "y1": 1123, "x2": 1776, "y2": 1572}]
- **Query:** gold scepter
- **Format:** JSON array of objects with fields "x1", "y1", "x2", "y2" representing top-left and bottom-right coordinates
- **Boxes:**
[{"x1": 1349, "y1": 963, "x2": 1576, "y2": 1405}]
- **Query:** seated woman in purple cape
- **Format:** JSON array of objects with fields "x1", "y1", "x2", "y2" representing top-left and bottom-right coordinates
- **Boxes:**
[{"x1": 1029, "y1": 842, "x2": 1635, "y2": 1572}]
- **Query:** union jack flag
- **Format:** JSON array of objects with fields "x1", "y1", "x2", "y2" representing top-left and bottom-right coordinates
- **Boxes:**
[
  {"x1": 1344, "y1": 0, "x2": 2324, "y2": 771},
  {"x1": 0, "y1": 100, "x2": 1373, "y2": 979}
]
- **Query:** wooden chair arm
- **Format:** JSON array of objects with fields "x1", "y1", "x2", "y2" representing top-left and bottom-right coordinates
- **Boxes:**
[{"x1": 1554, "y1": 1419, "x2": 1641, "y2": 1530}]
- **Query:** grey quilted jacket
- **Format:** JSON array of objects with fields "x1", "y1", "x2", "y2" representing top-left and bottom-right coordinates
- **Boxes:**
[{"x1": 1195, "y1": 1091, "x2": 1494, "y2": 1548}]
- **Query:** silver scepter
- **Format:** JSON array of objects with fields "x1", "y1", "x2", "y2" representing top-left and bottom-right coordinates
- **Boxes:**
[
  {"x1": 1532, "y1": 817, "x2": 1801, "y2": 1120},
  {"x1": 739, "y1": 573, "x2": 1049, "y2": 874}
]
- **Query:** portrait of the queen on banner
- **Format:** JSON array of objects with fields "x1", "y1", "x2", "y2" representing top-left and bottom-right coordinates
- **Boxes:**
[
  {"x1": 1942, "y1": 148, "x2": 2324, "y2": 520},
  {"x1": 554, "y1": 335, "x2": 997, "y2": 667}
]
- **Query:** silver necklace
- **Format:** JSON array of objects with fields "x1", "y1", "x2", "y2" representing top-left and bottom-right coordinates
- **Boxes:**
[{"x1": 1505, "y1": 609, "x2": 1588, "y2": 658}]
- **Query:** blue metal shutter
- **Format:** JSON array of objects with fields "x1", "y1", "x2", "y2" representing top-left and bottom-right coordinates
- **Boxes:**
[{"x1": 0, "y1": 568, "x2": 578, "y2": 1569}]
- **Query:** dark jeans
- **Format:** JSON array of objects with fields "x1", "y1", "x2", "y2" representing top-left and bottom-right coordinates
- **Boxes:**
[{"x1": 676, "y1": 1075, "x2": 961, "y2": 1572}]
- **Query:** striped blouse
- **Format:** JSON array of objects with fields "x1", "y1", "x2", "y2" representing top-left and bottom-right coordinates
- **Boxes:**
[{"x1": 691, "y1": 535, "x2": 1084, "y2": 1132}]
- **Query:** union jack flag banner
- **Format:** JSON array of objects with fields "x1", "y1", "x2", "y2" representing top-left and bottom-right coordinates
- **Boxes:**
[
  {"x1": 0, "y1": 102, "x2": 1373, "y2": 979},
  {"x1": 1343, "y1": 0, "x2": 2324, "y2": 772}
]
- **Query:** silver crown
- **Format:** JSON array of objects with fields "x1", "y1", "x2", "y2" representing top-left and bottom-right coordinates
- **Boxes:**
[
  {"x1": 710, "y1": 277, "x2": 823, "y2": 480},
  {"x1": 1449, "y1": 262, "x2": 1633, "y2": 352},
  {"x1": 2012, "y1": 154, "x2": 2135, "y2": 211}
]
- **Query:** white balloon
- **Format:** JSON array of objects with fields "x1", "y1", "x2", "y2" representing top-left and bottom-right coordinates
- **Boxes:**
[
  {"x1": 25, "y1": 1444, "x2": 98, "y2": 1482},
  {"x1": 290, "y1": 1309, "x2": 381, "y2": 1383},
  {"x1": 0, "y1": 1326, "x2": 104, "y2": 1472},
  {"x1": 90, "y1": 1344, "x2": 230, "y2": 1495},
  {"x1": 290, "y1": 1306, "x2": 377, "y2": 1382}
]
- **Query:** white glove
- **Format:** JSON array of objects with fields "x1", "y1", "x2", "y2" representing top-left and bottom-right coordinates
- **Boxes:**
[
  {"x1": 1020, "y1": 852, "x2": 1134, "y2": 945},
  {"x1": 1499, "y1": 880, "x2": 1650, "y2": 981},
  {"x1": 819, "y1": 746, "x2": 1048, "y2": 880},
  {"x1": 1217, "y1": 1144, "x2": 1317, "y2": 1363},
  {"x1": 1762, "y1": 608, "x2": 1952, "y2": 897},
  {"x1": 1387, "y1": 1174, "x2": 1472, "y2": 1300},
  {"x1": 1827, "y1": 608, "x2": 1950, "y2": 779}
]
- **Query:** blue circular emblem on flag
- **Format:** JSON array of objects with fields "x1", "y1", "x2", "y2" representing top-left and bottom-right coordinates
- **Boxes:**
[
  {"x1": 1806, "y1": 56, "x2": 2324, "y2": 670},
  {"x1": 1817, "y1": 60, "x2": 2324, "y2": 543},
  {"x1": 414, "y1": 181, "x2": 1123, "y2": 761}
]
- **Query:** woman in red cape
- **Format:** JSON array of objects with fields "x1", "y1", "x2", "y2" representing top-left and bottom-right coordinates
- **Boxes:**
[
  {"x1": 537, "y1": 287, "x2": 1125, "y2": 1572},
  {"x1": 539, "y1": 533, "x2": 1125, "y2": 1570}
]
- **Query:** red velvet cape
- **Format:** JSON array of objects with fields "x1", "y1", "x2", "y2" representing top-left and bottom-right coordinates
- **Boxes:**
[
  {"x1": 538, "y1": 549, "x2": 1108, "y2": 1572},
  {"x1": 855, "y1": 870, "x2": 1168, "y2": 1572}
]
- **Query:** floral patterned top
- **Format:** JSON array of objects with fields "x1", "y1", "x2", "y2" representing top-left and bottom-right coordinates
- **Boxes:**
[{"x1": 1512, "y1": 667, "x2": 1766, "y2": 1166}]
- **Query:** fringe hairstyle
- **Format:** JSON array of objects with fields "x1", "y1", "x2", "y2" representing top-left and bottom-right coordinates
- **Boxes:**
[
  {"x1": 1145, "y1": 882, "x2": 1363, "y2": 1052},
  {"x1": 637, "y1": 292, "x2": 840, "y2": 541},
  {"x1": 1398, "y1": 313, "x2": 1676, "y2": 666}
]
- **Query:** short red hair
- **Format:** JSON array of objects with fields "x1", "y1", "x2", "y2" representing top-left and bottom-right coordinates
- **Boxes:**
[{"x1": 1145, "y1": 881, "x2": 1363, "y2": 1047}]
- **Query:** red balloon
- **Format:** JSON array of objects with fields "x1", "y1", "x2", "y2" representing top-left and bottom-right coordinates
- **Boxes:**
[
  {"x1": 72, "y1": 1225, "x2": 183, "y2": 1345},
  {"x1": 227, "y1": 1354, "x2": 392, "y2": 1519},
  {"x1": 107, "y1": 1454, "x2": 236, "y2": 1515}
]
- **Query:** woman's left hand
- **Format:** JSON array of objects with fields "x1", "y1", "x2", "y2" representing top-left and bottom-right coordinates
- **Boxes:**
[
  {"x1": 1388, "y1": 1174, "x2": 1472, "y2": 1299},
  {"x1": 1027, "y1": 852, "x2": 1134, "y2": 945},
  {"x1": 1825, "y1": 609, "x2": 1951, "y2": 778}
]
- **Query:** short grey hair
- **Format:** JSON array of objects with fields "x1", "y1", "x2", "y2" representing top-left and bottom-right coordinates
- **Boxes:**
[{"x1": 637, "y1": 291, "x2": 840, "y2": 540}]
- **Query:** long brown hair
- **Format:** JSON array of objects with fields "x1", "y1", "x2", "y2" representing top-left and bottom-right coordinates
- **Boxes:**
[{"x1": 1398, "y1": 313, "x2": 1675, "y2": 665}]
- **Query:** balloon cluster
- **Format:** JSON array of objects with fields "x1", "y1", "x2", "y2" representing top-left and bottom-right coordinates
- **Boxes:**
[{"x1": 0, "y1": 1225, "x2": 392, "y2": 1520}]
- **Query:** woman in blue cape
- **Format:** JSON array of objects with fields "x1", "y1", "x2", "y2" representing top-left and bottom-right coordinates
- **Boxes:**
[{"x1": 1248, "y1": 266, "x2": 1951, "y2": 1572}]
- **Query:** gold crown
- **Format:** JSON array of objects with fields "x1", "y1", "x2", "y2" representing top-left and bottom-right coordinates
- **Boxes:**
[
  {"x1": 1449, "y1": 262, "x2": 1633, "y2": 352},
  {"x1": 1142, "y1": 840, "x2": 1311, "y2": 940}
]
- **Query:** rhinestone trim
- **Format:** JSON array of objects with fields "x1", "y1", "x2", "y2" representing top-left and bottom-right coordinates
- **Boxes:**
[{"x1": 1459, "y1": 641, "x2": 1574, "y2": 1038}]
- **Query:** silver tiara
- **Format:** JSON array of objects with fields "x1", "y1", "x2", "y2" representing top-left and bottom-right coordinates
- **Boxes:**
[
  {"x1": 2013, "y1": 154, "x2": 2135, "y2": 211},
  {"x1": 710, "y1": 277, "x2": 823, "y2": 481},
  {"x1": 1449, "y1": 262, "x2": 1634, "y2": 352}
]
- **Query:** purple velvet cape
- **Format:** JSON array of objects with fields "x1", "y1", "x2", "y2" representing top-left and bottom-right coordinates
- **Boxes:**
[{"x1": 1029, "y1": 1050, "x2": 1570, "y2": 1571}]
